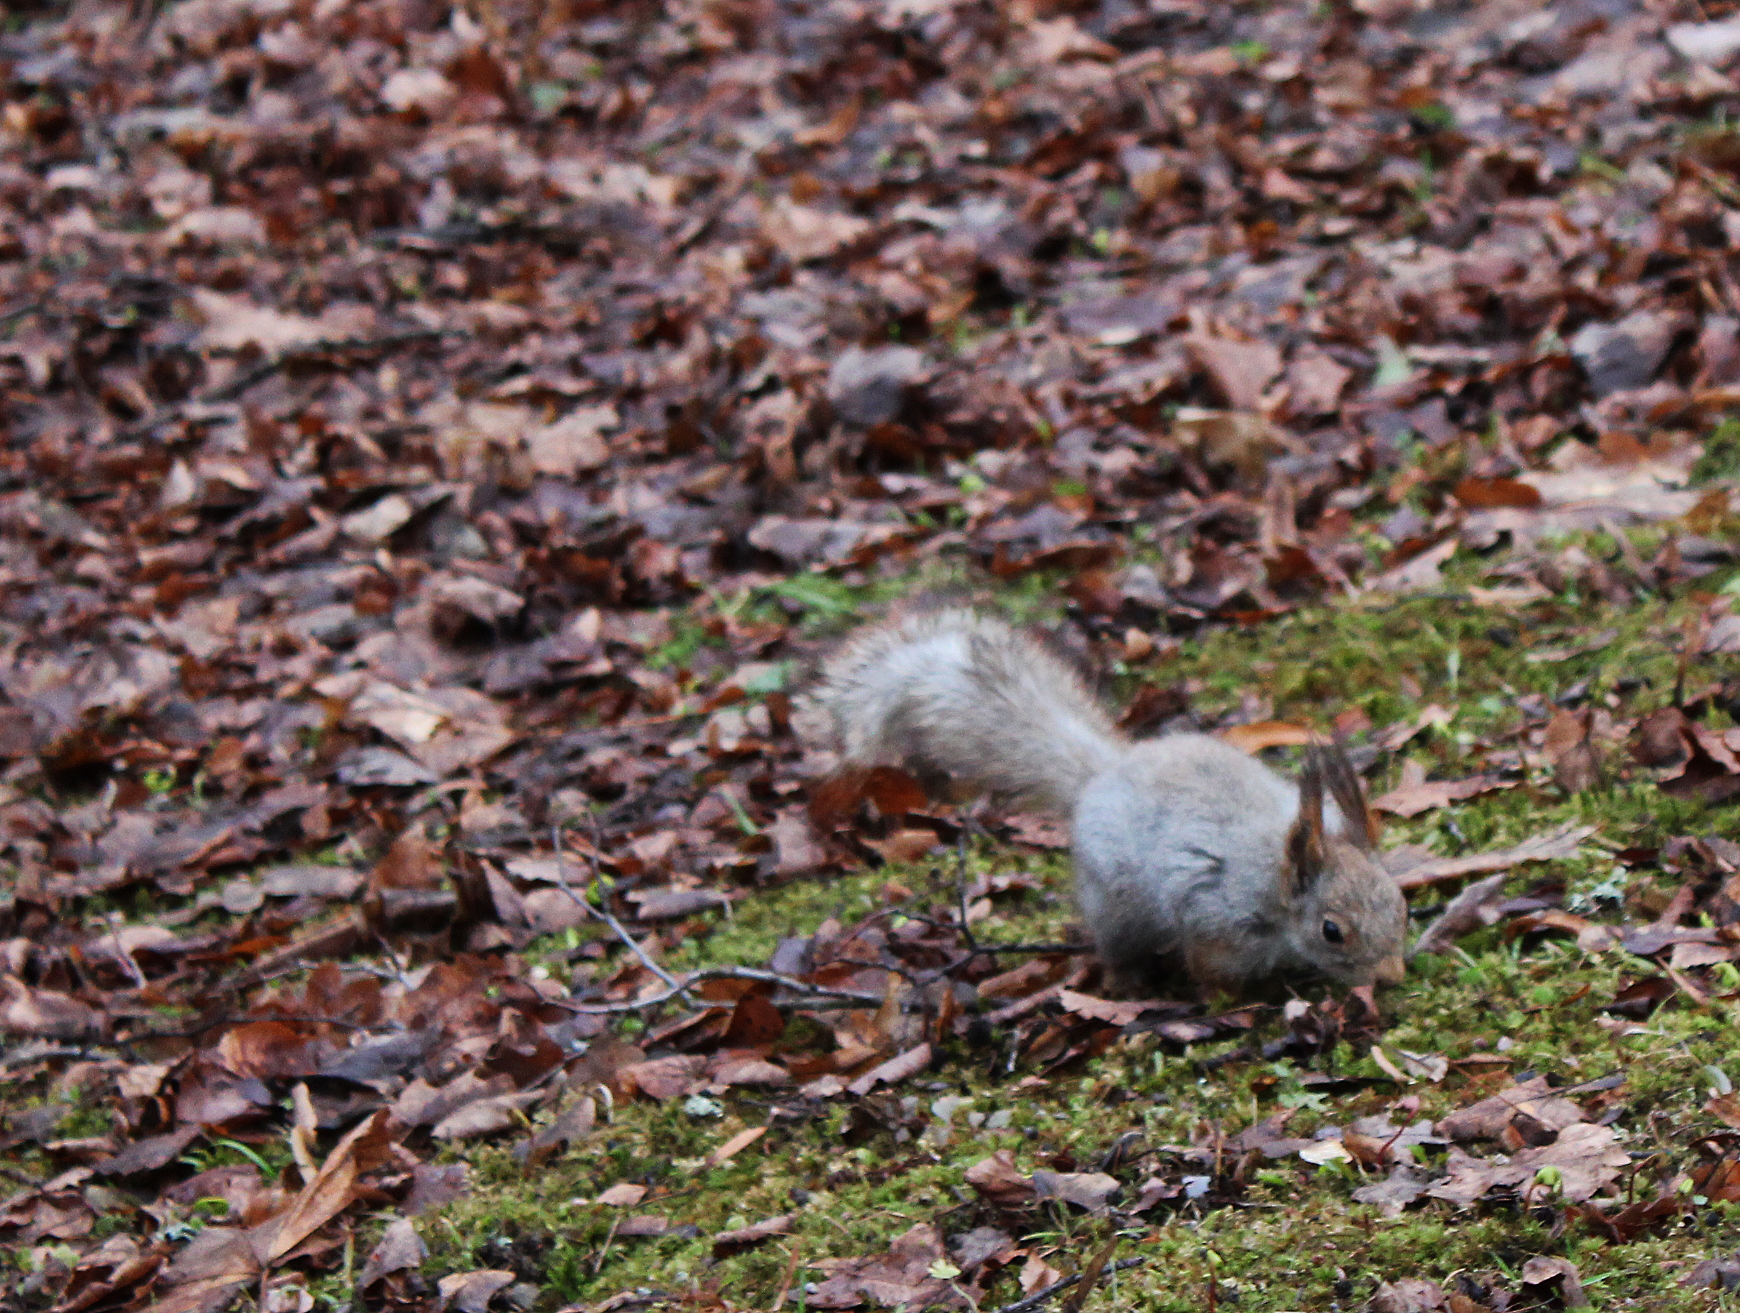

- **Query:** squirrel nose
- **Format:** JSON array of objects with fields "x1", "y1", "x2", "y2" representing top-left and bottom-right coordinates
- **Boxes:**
[{"x1": 1372, "y1": 953, "x2": 1406, "y2": 987}]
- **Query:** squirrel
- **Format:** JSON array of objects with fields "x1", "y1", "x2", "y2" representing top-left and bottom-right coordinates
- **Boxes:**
[{"x1": 817, "y1": 606, "x2": 1407, "y2": 998}]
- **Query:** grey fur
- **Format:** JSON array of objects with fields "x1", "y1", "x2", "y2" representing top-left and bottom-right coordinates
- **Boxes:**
[{"x1": 819, "y1": 608, "x2": 1407, "y2": 996}]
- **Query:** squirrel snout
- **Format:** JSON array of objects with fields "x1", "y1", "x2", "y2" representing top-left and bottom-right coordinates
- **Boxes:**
[{"x1": 1372, "y1": 953, "x2": 1406, "y2": 987}]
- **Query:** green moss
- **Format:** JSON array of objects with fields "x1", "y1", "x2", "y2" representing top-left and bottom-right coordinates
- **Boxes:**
[
  {"x1": 658, "y1": 847, "x2": 1075, "y2": 976},
  {"x1": 419, "y1": 532, "x2": 1740, "y2": 1309},
  {"x1": 1693, "y1": 416, "x2": 1740, "y2": 486}
]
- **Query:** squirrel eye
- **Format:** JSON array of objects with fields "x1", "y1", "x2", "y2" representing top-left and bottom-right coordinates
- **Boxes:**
[{"x1": 1321, "y1": 919, "x2": 1345, "y2": 945}]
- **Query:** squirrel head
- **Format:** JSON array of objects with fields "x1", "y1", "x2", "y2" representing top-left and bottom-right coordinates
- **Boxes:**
[{"x1": 1282, "y1": 743, "x2": 1407, "y2": 987}]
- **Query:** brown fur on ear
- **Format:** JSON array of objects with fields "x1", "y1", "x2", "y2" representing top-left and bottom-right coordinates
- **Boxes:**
[
  {"x1": 1286, "y1": 749, "x2": 1329, "y2": 894},
  {"x1": 1314, "y1": 740, "x2": 1379, "y2": 849}
]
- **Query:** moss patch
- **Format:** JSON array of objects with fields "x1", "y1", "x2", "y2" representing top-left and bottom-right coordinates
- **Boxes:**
[{"x1": 425, "y1": 535, "x2": 1740, "y2": 1310}]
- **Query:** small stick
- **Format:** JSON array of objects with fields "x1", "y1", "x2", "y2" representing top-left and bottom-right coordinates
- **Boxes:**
[
  {"x1": 988, "y1": 1259, "x2": 1143, "y2": 1313},
  {"x1": 124, "y1": 330, "x2": 457, "y2": 435},
  {"x1": 918, "y1": 942, "x2": 1091, "y2": 988},
  {"x1": 1674, "y1": 611, "x2": 1706, "y2": 708},
  {"x1": 550, "y1": 820, "x2": 686, "y2": 996},
  {"x1": 591, "y1": 1215, "x2": 620, "y2": 1277},
  {"x1": 769, "y1": 1245, "x2": 802, "y2": 1312},
  {"x1": 556, "y1": 965, "x2": 885, "y2": 1015},
  {"x1": 100, "y1": 910, "x2": 147, "y2": 989},
  {"x1": 1060, "y1": 1233, "x2": 1121, "y2": 1313},
  {"x1": 956, "y1": 826, "x2": 981, "y2": 954}
]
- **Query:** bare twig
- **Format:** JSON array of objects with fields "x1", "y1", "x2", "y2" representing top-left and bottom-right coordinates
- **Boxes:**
[
  {"x1": 988, "y1": 1259, "x2": 1144, "y2": 1313},
  {"x1": 1060, "y1": 1233, "x2": 1122, "y2": 1313},
  {"x1": 556, "y1": 965, "x2": 885, "y2": 1015},
  {"x1": 955, "y1": 826, "x2": 981, "y2": 954},
  {"x1": 210, "y1": 330, "x2": 455, "y2": 404},
  {"x1": 672, "y1": 159, "x2": 754, "y2": 254},
  {"x1": 550, "y1": 820, "x2": 686, "y2": 996},
  {"x1": 917, "y1": 941, "x2": 1091, "y2": 988},
  {"x1": 99, "y1": 910, "x2": 148, "y2": 989},
  {"x1": 124, "y1": 329, "x2": 457, "y2": 435},
  {"x1": 542, "y1": 814, "x2": 1078, "y2": 1014},
  {"x1": 555, "y1": 712, "x2": 707, "y2": 749},
  {"x1": 769, "y1": 1245, "x2": 802, "y2": 1313},
  {"x1": 0, "y1": 1044, "x2": 118, "y2": 1070},
  {"x1": 591, "y1": 1216, "x2": 620, "y2": 1277}
]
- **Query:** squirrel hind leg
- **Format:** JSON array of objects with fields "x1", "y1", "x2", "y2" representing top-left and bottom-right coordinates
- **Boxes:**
[
  {"x1": 1181, "y1": 937, "x2": 1260, "y2": 1002},
  {"x1": 1096, "y1": 945, "x2": 1196, "y2": 1002}
]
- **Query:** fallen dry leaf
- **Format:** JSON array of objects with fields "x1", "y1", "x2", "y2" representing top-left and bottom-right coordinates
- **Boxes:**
[
  {"x1": 705, "y1": 1126, "x2": 767, "y2": 1168},
  {"x1": 711, "y1": 1212, "x2": 795, "y2": 1259},
  {"x1": 436, "y1": 1269, "x2": 515, "y2": 1313},
  {"x1": 257, "y1": 1112, "x2": 392, "y2": 1266},
  {"x1": 357, "y1": 1219, "x2": 427, "y2": 1289},
  {"x1": 1519, "y1": 1256, "x2": 1590, "y2": 1308},
  {"x1": 1544, "y1": 707, "x2": 1602, "y2": 794},
  {"x1": 1368, "y1": 1276, "x2": 1450, "y2": 1312},
  {"x1": 1393, "y1": 824, "x2": 1599, "y2": 891},
  {"x1": 846, "y1": 1044, "x2": 931, "y2": 1097},
  {"x1": 1372, "y1": 769, "x2": 1517, "y2": 818},
  {"x1": 1217, "y1": 720, "x2": 1314, "y2": 753},
  {"x1": 965, "y1": 1151, "x2": 1037, "y2": 1209},
  {"x1": 1438, "y1": 1077, "x2": 1586, "y2": 1144},
  {"x1": 1030, "y1": 1170, "x2": 1120, "y2": 1215},
  {"x1": 808, "y1": 1224, "x2": 973, "y2": 1311},
  {"x1": 1429, "y1": 1123, "x2": 1629, "y2": 1207}
]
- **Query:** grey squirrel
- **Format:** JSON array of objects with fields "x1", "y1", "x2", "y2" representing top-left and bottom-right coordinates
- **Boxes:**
[{"x1": 818, "y1": 607, "x2": 1407, "y2": 997}]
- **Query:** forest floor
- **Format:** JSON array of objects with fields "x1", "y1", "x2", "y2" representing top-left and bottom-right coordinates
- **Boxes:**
[{"x1": 4, "y1": 0, "x2": 1740, "y2": 1311}]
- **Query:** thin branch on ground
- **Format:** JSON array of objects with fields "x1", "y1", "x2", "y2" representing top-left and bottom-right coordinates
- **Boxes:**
[
  {"x1": 0, "y1": 1045, "x2": 117, "y2": 1070},
  {"x1": 918, "y1": 941, "x2": 1092, "y2": 987},
  {"x1": 207, "y1": 330, "x2": 455, "y2": 403},
  {"x1": 555, "y1": 965, "x2": 886, "y2": 1015},
  {"x1": 988, "y1": 1258, "x2": 1144, "y2": 1313},
  {"x1": 545, "y1": 819, "x2": 929, "y2": 1014},
  {"x1": 955, "y1": 824, "x2": 981, "y2": 954},
  {"x1": 875, "y1": 906, "x2": 1087, "y2": 958},
  {"x1": 125, "y1": 329, "x2": 458, "y2": 435},
  {"x1": 550, "y1": 818, "x2": 687, "y2": 997},
  {"x1": 1061, "y1": 1232, "x2": 1124, "y2": 1313}
]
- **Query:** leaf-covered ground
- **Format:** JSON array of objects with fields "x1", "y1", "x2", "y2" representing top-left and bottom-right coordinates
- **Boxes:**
[{"x1": 5, "y1": 0, "x2": 1740, "y2": 1310}]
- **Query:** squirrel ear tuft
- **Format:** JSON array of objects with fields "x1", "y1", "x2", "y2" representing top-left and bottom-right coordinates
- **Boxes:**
[
  {"x1": 1317, "y1": 740, "x2": 1379, "y2": 850},
  {"x1": 1286, "y1": 748, "x2": 1329, "y2": 894}
]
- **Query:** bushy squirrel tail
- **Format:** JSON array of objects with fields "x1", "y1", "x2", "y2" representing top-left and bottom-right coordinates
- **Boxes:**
[{"x1": 817, "y1": 607, "x2": 1126, "y2": 816}]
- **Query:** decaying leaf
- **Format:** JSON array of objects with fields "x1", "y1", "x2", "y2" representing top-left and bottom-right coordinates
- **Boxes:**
[
  {"x1": 1393, "y1": 824, "x2": 1599, "y2": 891},
  {"x1": 1439, "y1": 1078, "x2": 1587, "y2": 1144},
  {"x1": 711, "y1": 1212, "x2": 794, "y2": 1258},
  {"x1": 1030, "y1": 1170, "x2": 1120, "y2": 1214},
  {"x1": 965, "y1": 1151, "x2": 1038, "y2": 1209},
  {"x1": 1519, "y1": 1256, "x2": 1590, "y2": 1308},
  {"x1": 1371, "y1": 768, "x2": 1516, "y2": 818},
  {"x1": 1429, "y1": 1124, "x2": 1629, "y2": 1207},
  {"x1": 1368, "y1": 1277, "x2": 1450, "y2": 1312},
  {"x1": 808, "y1": 1224, "x2": 974, "y2": 1310}
]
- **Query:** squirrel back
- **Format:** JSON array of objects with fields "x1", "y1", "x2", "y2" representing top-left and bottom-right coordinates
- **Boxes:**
[{"x1": 817, "y1": 607, "x2": 1125, "y2": 815}]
